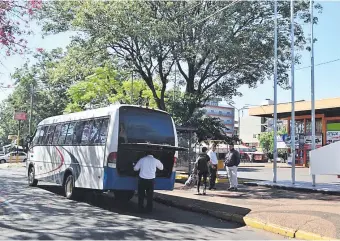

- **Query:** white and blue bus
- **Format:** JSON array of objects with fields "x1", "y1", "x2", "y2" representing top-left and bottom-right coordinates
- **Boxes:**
[{"x1": 26, "y1": 104, "x2": 184, "y2": 200}]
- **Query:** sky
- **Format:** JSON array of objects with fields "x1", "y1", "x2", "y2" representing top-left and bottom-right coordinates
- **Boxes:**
[
  {"x1": 0, "y1": 1, "x2": 339, "y2": 120},
  {"x1": 228, "y1": 1, "x2": 340, "y2": 118}
]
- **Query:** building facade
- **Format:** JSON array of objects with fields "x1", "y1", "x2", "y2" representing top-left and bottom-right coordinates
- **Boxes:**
[
  {"x1": 203, "y1": 100, "x2": 235, "y2": 136},
  {"x1": 239, "y1": 116, "x2": 263, "y2": 147},
  {"x1": 239, "y1": 116, "x2": 287, "y2": 147}
]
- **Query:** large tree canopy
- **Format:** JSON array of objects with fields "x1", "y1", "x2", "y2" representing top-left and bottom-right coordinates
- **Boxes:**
[
  {"x1": 65, "y1": 66, "x2": 160, "y2": 112},
  {"x1": 37, "y1": 0, "x2": 321, "y2": 114}
]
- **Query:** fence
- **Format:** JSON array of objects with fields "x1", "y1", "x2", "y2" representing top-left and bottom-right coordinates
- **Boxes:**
[{"x1": 175, "y1": 129, "x2": 198, "y2": 174}]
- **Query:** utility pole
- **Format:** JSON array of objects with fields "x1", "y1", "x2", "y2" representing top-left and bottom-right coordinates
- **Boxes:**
[
  {"x1": 28, "y1": 83, "x2": 34, "y2": 136},
  {"x1": 131, "y1": 72, "x2": 134, "y2": 104},
  {"x1": 310, "y1": 0, "x2": 316, "y2": 187},
  {"x1": 273, "y1": 0, "x2": 278, "y2": 183},
  {"x1": 290, "y1": 0, "x2": 296, "y2": 185}
]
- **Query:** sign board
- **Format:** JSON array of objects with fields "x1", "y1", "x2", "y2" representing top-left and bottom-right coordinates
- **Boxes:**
[
  {"x1": 14, "y1": 112, "x2": 27, "y2": 120},
  {"x1": 8, "y1": 135, "x2": 17, "y2": 140},
  {"x1": 303, "y1": 134, "x2": 323, "y2": 149},
  {"x1": 326, "y1": 131, "x2": 340, "y2": 144},
  {"x1": 284, "y1": 134, "x2": 322, "y2": 149}
]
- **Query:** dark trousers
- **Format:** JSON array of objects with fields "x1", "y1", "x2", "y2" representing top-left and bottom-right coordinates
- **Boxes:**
[
  {"x1": 138, "y1": 177, "x2": 154, "y2": 211},
  {"x1": 197, "y1": 171, "x2": 208, "y2": 193},
  {"x1": 209, "y1": 165, "x2": 217, "y2": 189}
]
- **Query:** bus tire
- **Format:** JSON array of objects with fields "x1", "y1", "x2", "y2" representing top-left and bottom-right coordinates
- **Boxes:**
[
  {"x1": 28, "y1": 166, "x2": 38, "y2": 187},
  {"x1": 113, "y1": 190, "x2": 135, "y2": 202},
  {"x1": 64, "y1": 173, "x2": 75, "y2": 200}
]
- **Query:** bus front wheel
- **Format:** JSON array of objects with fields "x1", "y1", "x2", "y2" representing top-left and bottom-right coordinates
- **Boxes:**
[
  {"x1": 64, "y1": 174, "x2": 75, "y2": 200},
  {"x1": 113, "y1": 190, "x2": 135, "y2": 202}
]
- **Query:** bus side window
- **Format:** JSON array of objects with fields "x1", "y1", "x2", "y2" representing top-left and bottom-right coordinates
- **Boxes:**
[
  {"x1": 98, "y1": 118, "x2": 109, "y2": 144},
  {"x1": 65, "y1": 122, "x2": 76, "y2": 145},
  {"x1": 91, "y1": 118, "x2": 109, "y2": 144},
  {"x1": 81, "y1": 120, "x2": 93, "y2": 145},
  {"x1": 58, "y1": 123, "x2": 70, "y2": 145},
  {"x1": 52, "y1": 125, "x2": 62, "y2": 145},
  {"x1": 32, "y1": 127, "x2": 41, "y2": 146},
  {"x1": 47, "y1": 125, "x2": 56, "y2": 145},
  {"x1": 37, "y1": 126, "x2": 48, "y2": 145},
  {"x1": 45, "y1": 125, "x2": 55, "y2": 145},
  {"x1": 72, "y1": 121, "x2": 86, "y2": 145},
  {"x1": 90, "y1": 119, "x2": 102, "y2": 144}
]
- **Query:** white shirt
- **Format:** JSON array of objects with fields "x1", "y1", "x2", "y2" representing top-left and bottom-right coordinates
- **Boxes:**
[
  {"x1": 207, "y1": 150, "x2": 218, "y2": 165},
  {"x1": 133, "y1": 155, "x2": 164, "y2": 179}
]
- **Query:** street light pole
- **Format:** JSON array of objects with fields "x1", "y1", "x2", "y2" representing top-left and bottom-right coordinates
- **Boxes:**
[
  {"x1": 273, "y1": 0, "x2": 278, "y2": 183},
  {"x1": 28, "y1": 83, "x2": 34, "y2": 136},
  {"x1": 310, "y1": 0, "x2": 316, "y2": 187},
  {"x1": 290, "y1": 0, "x2": 296, "y2": 185},
  {"x1": 131, "y1": 71, "x2": 134, "y2": 104},
  {"x1": 238, "y1": 109, "x2": 241, "y2": 137}
]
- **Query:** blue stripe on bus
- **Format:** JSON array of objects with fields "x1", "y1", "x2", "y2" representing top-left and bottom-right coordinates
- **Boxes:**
[{"x1": 103, "y1": 167, "x2": 175, "y2": 191}]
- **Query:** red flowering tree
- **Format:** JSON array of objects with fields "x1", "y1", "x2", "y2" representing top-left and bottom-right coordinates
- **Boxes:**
[{"x1": 0, "y1": 0, "x2": 42, "y2": 58}]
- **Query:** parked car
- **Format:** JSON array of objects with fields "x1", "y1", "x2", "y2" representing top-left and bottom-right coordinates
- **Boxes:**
[
  {"x1": 0, "y1": 151, "x2": 27, "y2": 164},
  {"x1": 251, "y1": 151, "x2": 269, "y2": 163}
]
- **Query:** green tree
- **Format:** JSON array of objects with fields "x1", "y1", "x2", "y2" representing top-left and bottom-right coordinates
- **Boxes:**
[
  {"x1": 37, "y1": 0, "x2": 322, "y2": 115},
  {"x1": 0, "y1": 48, "x2": 70, "y2": 144},
  {"x1": 65, "y1": 66, "x2": 159, "y2": 112},
  {"x1": 258, "y1": 130, "x2": 287, "y2": 155}
]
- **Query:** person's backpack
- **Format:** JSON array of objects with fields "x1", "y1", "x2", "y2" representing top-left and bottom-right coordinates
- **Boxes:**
[{"x1": 196, "y1": 154, "x2": 209, "y2": 172}]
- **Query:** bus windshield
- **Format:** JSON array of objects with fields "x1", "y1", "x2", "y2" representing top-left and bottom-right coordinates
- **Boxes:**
[{"x1": 119, "y1": 106, "x2": 175, "y2": 146}]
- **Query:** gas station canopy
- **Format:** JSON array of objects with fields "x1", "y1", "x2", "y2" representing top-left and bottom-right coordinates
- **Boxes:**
[{"x1": 248, "y1": 97, "x2": 340, "y2": 119}]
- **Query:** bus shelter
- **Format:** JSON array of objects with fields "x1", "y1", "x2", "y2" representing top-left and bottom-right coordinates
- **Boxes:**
[{"x1": 249, "y1": 97, "x2": 340, "y2": 167}]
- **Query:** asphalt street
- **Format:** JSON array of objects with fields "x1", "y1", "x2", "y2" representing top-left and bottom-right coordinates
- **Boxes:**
[{"x1": 0, "y1": 166, "x2": 286, "y2": 240}]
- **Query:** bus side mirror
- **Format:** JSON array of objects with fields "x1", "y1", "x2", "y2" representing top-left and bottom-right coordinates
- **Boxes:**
[{"x1": 25, "y1": 135, "x2": 33, "y2": 143}]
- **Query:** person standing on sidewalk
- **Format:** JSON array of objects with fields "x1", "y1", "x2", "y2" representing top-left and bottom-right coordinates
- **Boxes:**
[
  {"x1": 195, "y1": 147, "x2": 210, "y2": 195},
  {"x1": 207, "y1": 144, "x2": 218, "y2": 190},
  {"x1": 225, "y1": 144, "x2": 240, "y2": 191},
  {"x1": 133, "y1": 150, "x2": 164, "y2": 212}
]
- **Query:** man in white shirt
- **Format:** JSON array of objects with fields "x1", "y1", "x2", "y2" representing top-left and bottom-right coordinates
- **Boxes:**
[
  {"x1": 134, "y1": 151, "x2": 164, "y2": 212},
  {"x1": 207, "y1": 144, "x2": 218, "y2": 190}
]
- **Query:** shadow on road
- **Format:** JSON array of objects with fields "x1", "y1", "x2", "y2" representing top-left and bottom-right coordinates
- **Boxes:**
[
  {"x1": 237, "y1": 168, "x2": 261, "y2": 173},
  {"x1": 37, "y1": 185, "x2": 244, "y2": 230},
  {"x1": 0, "y1": 167, "x2": 282, "y2": 240}
]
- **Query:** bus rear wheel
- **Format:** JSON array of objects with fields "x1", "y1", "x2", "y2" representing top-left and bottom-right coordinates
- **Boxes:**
[
  {"x1": 28, "y1": 166, "x2": 38, "y2": 187},
  {"x1": 113, "y1": 190, "x2": 135, "y2": 202}
]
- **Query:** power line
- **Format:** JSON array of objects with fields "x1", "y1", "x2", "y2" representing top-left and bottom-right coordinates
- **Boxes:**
[
  {"x1": 296, "y1": 58, "x2": 340, "y2": 70},
  {"x1": 192, "y1": 0, "x2": 242, "y2": 26}
]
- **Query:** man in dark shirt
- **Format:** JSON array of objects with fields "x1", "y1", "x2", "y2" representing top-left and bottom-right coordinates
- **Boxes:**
[
  {"x1": 195, "y1": 147, "x2": 210, "y2": 195},
  {"x1": 225, "y1": 144, "x2": 240, "y2": 191}
]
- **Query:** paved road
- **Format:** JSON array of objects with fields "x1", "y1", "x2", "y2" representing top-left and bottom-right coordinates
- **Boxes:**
[{"x1": 0, "y1": 166, "x2": 285, "y2": 240}]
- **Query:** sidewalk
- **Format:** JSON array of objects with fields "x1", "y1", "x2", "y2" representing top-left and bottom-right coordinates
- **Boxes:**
[{"x1": 155, "y1": 181, "x2": 340, "y2": 240}]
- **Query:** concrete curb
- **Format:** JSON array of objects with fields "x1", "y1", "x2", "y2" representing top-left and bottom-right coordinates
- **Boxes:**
[
  {"x1": 154, "y1": 194, "x2": 338, "y2": 240},
  {"x1": 244, "y1": 182, "x2": 340, "y2": 196}
]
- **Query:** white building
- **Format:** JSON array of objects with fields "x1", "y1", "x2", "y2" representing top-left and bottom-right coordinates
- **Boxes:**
[
  {"x1": 239, "y1": 116, "x2": 263, "y2": 147},
  {"x1": 203, "y1": 100, "x2": 235, "y2": 136},
  {"x1": 239, "y1": 115, "x2": 288, "y2": 147}
]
